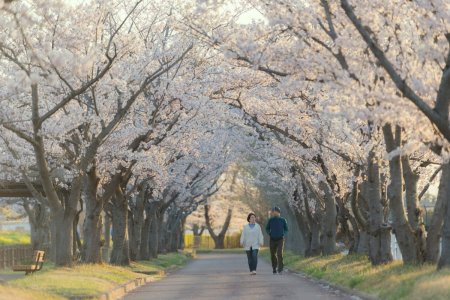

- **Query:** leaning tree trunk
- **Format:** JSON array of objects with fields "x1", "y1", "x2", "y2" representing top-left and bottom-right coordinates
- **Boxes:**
[
  {"x1": 204, "y1": 205, "x2": 232, "y2": 249},
  {"x1": 426, "y1": 162, "x2": 450, "y2": 263},
  {"x1": 436, "y1": 162, "x2": 450, "y2": 269},
  {"x1": 110, "y1": 187, "x2": 130, "y2": 266},
  {"x1": 367, "y1": 151, "x2": 393, "y2": 265},
  {"x1": 383, "y1": 124, "x2": 419, "y2": 264}
]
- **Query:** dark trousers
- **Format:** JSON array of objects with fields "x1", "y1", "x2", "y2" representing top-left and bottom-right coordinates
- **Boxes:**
[
  {"x1": 246, "y1": 248, "x2": 259, "y2": 271},
  {"x1": 270, "y1": 238, "x2": 284, "y2": 272}
]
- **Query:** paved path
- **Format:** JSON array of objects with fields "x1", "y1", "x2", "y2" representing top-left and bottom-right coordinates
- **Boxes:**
[
  {"x1": 124, "y1": 253, "x2": 356, "y2": 300},
  {"x1": 0, "y1": 273, "x2": 24, "y2": 283}
]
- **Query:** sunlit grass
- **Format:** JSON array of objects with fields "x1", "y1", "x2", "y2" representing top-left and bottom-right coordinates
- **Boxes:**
[
  {"x1": 0, "y1": 284, "x2": 64, "y2": 300},
  {"x1": 0, "y1": 231, "x2": 30, "y2": 245},
  {"x1": 2, "y1": 252, "x2": 191, "y2": 299},
  {"x1": 260, "y1": 250, "x2": 450, "y2": 300}
]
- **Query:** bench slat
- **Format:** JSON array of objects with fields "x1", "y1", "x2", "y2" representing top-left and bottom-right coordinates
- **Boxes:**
[{"x1": 12, "y1": 265, "x2": 39, "y2": 271}]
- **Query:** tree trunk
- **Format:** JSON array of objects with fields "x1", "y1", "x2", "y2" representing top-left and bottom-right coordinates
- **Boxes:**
[
  {"x1": 353, "y1": 181, "x2": 370, "y2": 254},
  {"x1": 140, "y1": 205, "x2": 151, "y2": 260},
  {"x1": 148, "y1": 205, "x2": 160, "y2": 258},
  {"x1": 110, "y1": 188, "x2": 130, "y2": 266},
  {"x1": 192, "y1": 223, "x2": 205, "y2": 236},
  {"x1": 24, "y1": 201, "x2": 50, "y2": 251},
  {"x1": 310, "y1": 219, "x2": 321, "y2": 255},
  {"x1": 383, "y1": 124, "x2": 418, "y2": 264},
  {"x1": 52, "y1": 208, "x2": 75, "y2": 266},
  {"x1": 204, "y1": 205, "x2": 232, "y2": 249},
  {"x1": 319, "y1": 182, "x2": 337, "y2": 255},
  {"x1": 167, "y1": 218, "x2": 180, "y2": 252},
  {"x1": 367, "y1": 151, "x2": 393, "y2": 265},
  {"x1": 426, "y1": 162, "x2": 449, "y2": 263},
  {"x1": 179, "y1": 217, "x2": 186, "y2": 250},
  {"x1": 158, "y1": 216, "x2": 168, "y2": 254},
  {"x1": 73, "y1": 209, "x2": 82, "y2": 261},
  {"x1": 336, "y1": 194, "x2": 358, "y2": 254},
  {"x1": 292, "y1": 186, "x2": 313, "y2": 256},
  {"x1": 49, "y1": 215, "x2": 57, "y2": 262},
  {"x1": 293, "y1": 208, "x2": 313, "y2": 256},
  {"x1": 402, "y1": 156, "x2": 426, "y2": 263},
  {"x1": 82, "y1": 165, "x2": 103, "y2": 263},
  {"x1": 346, "y1": 179, "x2": 361, "y2": 255},
  {"x1": 358, "y1": 231, "x2": 369, "y2": 254},
  {"x1": 129, "y1": 187, "x2": 146, "y2": 260},
  {"x1": 103, "y1": 213, "x2": 111, "y2": 262},
  {"x1": 165, "y1": 211, "x2": 180, "y2": 252},
  {"x1": 436, "y1": 162, "x2": 450, "y2": 268},
  {"x1": 303, "y1": 184, "x2": 322, "y2": 256}
]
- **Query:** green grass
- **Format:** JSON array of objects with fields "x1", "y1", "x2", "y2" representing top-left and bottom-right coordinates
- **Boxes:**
[
  {"x1": 0, "y1": 231, "x2": 30, "y2": 245},
  {"x1": 1, "y1": 252, "x2": 191, "y2": 300},
  {"x1": 260, "y1": 250, "x2": 450, "y2": 300},
  {"x1": 130, "y1": 252, "x2": 191, "y2": 275}
]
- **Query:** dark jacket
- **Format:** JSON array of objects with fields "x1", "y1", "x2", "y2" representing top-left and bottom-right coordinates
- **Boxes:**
[{"x1": 265, "y1": 216, "x2": 288, "y2": 240}]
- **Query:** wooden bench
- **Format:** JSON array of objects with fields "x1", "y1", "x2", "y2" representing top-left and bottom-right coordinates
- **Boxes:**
[{"x1": 12, "y1": 250, "x2": 45, "y2": 275}]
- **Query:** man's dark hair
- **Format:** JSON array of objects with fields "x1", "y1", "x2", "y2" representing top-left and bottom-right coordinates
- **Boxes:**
[{"x1": 247, "y1": 212, "x2": 256, "y2": 222}]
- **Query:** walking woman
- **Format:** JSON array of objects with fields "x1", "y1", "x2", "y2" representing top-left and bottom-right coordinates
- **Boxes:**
[{"x1": 240, "y1": 212, "x2": 264, "y2": 275}]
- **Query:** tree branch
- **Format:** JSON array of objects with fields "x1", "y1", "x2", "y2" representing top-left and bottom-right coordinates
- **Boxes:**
[{"x1": 340, "y1": 0, "x2": 450, "y2": 141}]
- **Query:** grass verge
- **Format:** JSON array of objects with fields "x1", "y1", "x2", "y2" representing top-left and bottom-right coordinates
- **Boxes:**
[
  {"x1": 0, "y1": 251, "x2": 191, "y2": 300},
  {"x1": 196, "y1": 248, "x2": 245, "y2": 254},
  {"x1": 260, "y1": 250, "x2": 450, "y2": 300}
]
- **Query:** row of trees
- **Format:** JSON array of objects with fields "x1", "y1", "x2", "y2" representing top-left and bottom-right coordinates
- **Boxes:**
[
  {"x1": 0, "y1": 0, "x2": 253, "y2": 266},
  {"x1": 1, "y1": 0, "x2": 450, "y2": 271},
  {"x1": 183, "y1": 0, "x2": 450, "y2": 269}
]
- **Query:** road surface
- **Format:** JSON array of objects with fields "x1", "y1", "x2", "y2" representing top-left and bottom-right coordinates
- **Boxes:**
[{"x1": 124, "y1": 253, "x2": 357, "y2": 300}]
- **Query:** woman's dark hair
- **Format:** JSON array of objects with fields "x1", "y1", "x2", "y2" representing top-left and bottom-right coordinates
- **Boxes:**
[{"x1": 247, "y1": 212, "x2": 256, "y2": 222}]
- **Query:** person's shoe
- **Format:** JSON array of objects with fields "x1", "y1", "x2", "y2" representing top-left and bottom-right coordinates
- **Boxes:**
[
  {"x1": 252, "y1": 271, "x2": 257, "y2": 275},
  {"x1": 273, "y1": 270, "x2": 277, "y2": 274}
]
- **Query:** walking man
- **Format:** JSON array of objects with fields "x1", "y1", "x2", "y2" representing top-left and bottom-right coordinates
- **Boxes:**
[{"x1": 265, "y1": 206, "x2": 288, "y2": 274}]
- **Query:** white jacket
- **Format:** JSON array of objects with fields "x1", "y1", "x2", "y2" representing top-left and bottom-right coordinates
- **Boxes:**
[{"x1": 240, "y1": 223, "x2": 264, "y2": 250}]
